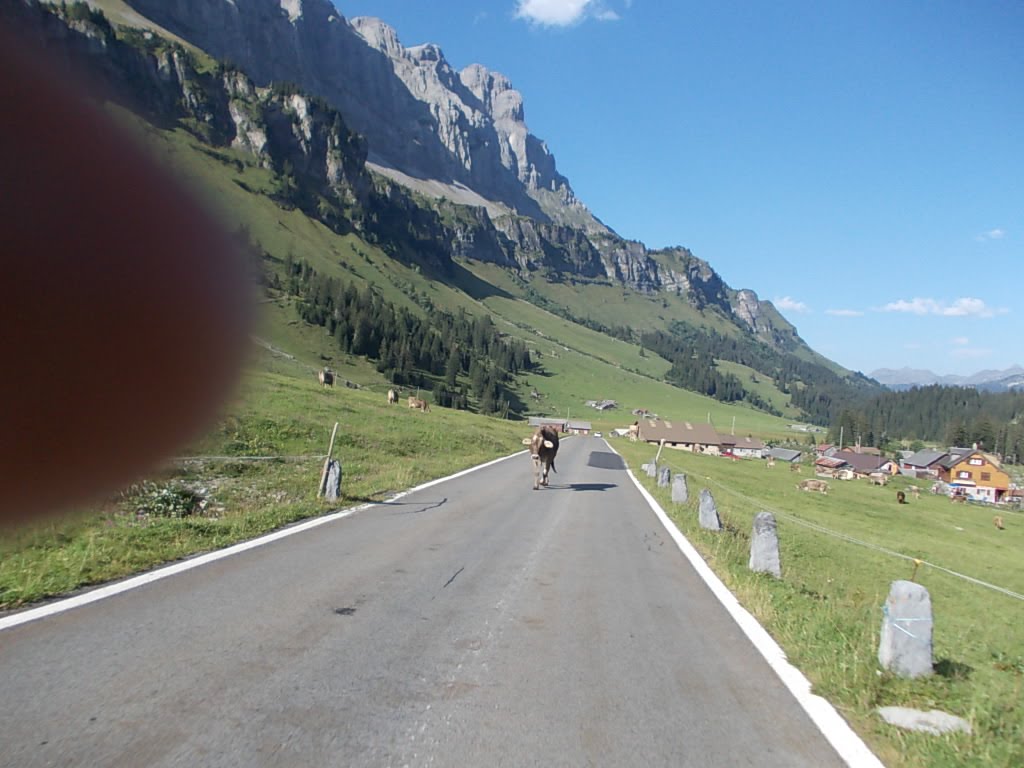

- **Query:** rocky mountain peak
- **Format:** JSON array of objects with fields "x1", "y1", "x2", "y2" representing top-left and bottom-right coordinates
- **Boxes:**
[
  {"x1": 349, "y1": 16, "x2": 404, "y2": 59},
  {"x1": 460, "y1": 64, "x2": 522, "y2": 122}
]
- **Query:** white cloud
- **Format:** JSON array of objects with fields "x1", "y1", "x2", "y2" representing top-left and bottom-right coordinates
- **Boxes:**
[
  {"x1": 774, "y1": 296, "x2": 810, "y2": 313},
  {"x1": 951, "y1": 346, "x2": 993, "y2": 360},
  {"x1": 975, "y1": 228, "x2": 1006, "y2": 242},
  {"x1": 515, "y1": 0, "x2": 594, "y2": 26},
  {"x1": 825, "y1": 308, "x2": 864, "y2": 317},
  {"x1": 951, "y1": 336, "x2": 969, "y2": 346},
  {"x1": 596, "y1": 9, "x2": 620, "y2": 20},
  {"x1": 878, "y1": 297, "x2": 1006, "y2": 318}
]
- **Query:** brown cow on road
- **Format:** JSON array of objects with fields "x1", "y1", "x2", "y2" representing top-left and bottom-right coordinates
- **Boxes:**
[{"x1": 522, "y1": 425, "x2": 559, "y2": 490}]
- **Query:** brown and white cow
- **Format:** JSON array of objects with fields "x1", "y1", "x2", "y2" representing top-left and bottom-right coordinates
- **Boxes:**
[
  {"x1": 387, "y1": 388, "x2": 397, "y2": 405},
  {"x1": 318, "y1": 368, "x2": 335, "y2": 387},
  {"x1": 522, "y1": 425, "x2": 559, "y2": 490},
  {"x1": 797, "y1": 478, "x2": 829, "y2": 495}
]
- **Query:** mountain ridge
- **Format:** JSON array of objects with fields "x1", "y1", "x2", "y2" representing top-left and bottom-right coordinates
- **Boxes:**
[
  {"x1": 871, "y1": 366, "x2": 1024, "y2": 391},
  {"x1": 107, "y1": 0, "x2": 821, "y2": 351},
  {"x1": 13, "y1": 0, "x2": 886, "y2": 428}
]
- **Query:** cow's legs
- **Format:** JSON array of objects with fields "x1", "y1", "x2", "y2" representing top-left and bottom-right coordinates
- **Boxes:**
[{"x1": 532, "y1": 456, "x2": 541, "y2": 490}]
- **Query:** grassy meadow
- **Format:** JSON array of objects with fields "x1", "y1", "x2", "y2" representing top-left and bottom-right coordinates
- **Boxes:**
[{"x1": 614, "y1": 439, "x2": 1023, "y2": 768}]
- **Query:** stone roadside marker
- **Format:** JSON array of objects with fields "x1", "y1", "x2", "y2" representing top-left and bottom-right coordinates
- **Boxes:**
[
  {"x1": 749, "y1": 511, "x2": 781, "y2": 578},
  {"x1": 324, "y1": 459, "x2": 342, "y2": 501},
  {"x1": 657, "y1": 466, "x2": 671, "y2": 487},
  {"x1": 878, "y1": 580, "x2": 933, "y2": 678},
  {"x1": 671, "y1": 474, "x2": 688, "y2": 504},
  {"x1": 698, "y1": 488, "x2": 721, "y2": 531}
]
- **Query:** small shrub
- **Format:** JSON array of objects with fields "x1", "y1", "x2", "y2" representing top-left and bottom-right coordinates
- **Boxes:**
[{"x1": 132, "y1": 483, "x2": 204, "y2": 518}]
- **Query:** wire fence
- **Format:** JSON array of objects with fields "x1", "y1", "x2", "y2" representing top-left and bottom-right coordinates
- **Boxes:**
[{"x1": 651, "y1": 454, "x2": 1024, "y2": 603}]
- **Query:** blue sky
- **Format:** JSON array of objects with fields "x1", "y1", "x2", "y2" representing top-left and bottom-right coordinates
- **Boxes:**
[{"x1": 334, "y1": 1, "x2": 1022, "y2": 377}]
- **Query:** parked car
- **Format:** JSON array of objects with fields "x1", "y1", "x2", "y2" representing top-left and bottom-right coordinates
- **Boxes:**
[{"x1": 594, "y1": 432, "x2": 603, "y2": 438}]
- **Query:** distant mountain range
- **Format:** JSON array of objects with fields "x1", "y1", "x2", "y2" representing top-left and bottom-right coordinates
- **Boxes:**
[{"x1": 870, "y1": 366, "x2": 1024, "y2": 392}]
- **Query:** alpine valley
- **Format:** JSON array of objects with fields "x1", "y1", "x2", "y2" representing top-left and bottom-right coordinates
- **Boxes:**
[{"x1": 16, "y1": 0, "x2": 1023, "y2": 452}]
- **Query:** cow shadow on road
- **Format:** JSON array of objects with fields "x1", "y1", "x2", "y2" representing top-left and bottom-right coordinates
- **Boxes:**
[{"x1": 543, "y1": 482, "x2": 618, "y2": 492}]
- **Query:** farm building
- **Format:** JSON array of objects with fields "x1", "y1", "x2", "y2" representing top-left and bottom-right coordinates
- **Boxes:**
[
  {"x1": 765, "y1": 447, "x2": 802, "y2": 463},
  {"x1": 723, "y1": 435, "x2": 766, "y2": 459},
  {"x1": 900, "y1": 449, "x2": 950, "y2": 477},
  {"x1": 830, "y1": 450, "x2": 891, "y2": 477},
  {"x1": 566, "y1": 420, "x2": 593, "y2": 435},
  {"x1": 637, "y1": 420, "x2": 724, "y2": 455},
  {"x1": 937, "y1": 450, "x2": 1009, "y2": 503},
  {"x1": 815, "y1": 456, "x2": 846, "y2": 476},
  {"x1": 528, "y1": 417, "x2": 567, "y2": 433}
]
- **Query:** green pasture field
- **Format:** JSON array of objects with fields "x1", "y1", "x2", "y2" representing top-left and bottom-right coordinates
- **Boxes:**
[
  {"x1": 612, "y1": 439, "x2": 1023, "y2": 768},
  {"x1": 715, "y1": 359, "x2": 805, "y2": 420}
]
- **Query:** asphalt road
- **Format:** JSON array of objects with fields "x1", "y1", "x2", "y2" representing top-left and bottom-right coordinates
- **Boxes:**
[{"x1": 0, "y1": 438, "x2": 848, "y2": 767}]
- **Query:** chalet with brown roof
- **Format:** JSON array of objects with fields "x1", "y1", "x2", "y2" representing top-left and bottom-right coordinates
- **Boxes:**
[
  {"x1": 831, "y1": 450, "x2": 888, "y2": 477},
  {"x1": 937, "y1": 450, "x2": 1009, "y2": 503}
]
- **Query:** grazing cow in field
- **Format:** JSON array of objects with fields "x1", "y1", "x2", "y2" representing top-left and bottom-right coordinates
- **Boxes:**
[
  {"x1": 994, "y1": 515, "x2": 1005, "y2": 530},
  {"x1": 766, "y1": 456, "x2": 776, "y2": 469},
  {"x1": 868, "y1": 473, "x2": 888, "y2": 487},
  {"x1": 797, "y1": 478, "x2": 829, "y2": 495},
  {"x1": 628, "y1": 422, "x2": 639, "y2": 443},
  {"x1": 789, "y1": 463, "x2": 802, "y2": 474},
  {"x1": 408, "y1": 397, "x2": 429, "y2": 412},
  {"x1": 408, "y1": 396, "x2": 418, "y2": 409},
  {"x1": 911, "y1": 487, "x2": 921, "y2": 500},
  {"x1": 896, "y1": 491, "x2": 906, "y2": 504},
  {"x1": 387, "y1": 388, "x2": 397, "y2": 405},
  {"x1": 522, "y1": 425, "x2": 559, "y2": 490},
  {"x1": 318, "y1": 368, "x2": 335, "y2": 388}
]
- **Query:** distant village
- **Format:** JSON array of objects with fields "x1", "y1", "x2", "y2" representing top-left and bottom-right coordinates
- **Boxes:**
[{"x1": 529, "y1": 402, "x2": 1018, "y2": 507}]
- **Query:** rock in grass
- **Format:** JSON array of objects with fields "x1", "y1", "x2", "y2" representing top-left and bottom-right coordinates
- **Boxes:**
[
  {"x1": 749, "y1": 511, "x2": 781, "y2": 577},
  {"x1": 671, "y1": 474, "x2": 688, "y2": 504},
  {"x1": 657, "y1": 466, "x2": 671, "y2": 487},
  {"x1": 878, "y1": 580, "x2": 933, "y2": 678},
  {"x1": 646, "y1": 462, "x2": 657, "y2": 478},
  {"x1": 877, "y1": 707, "x2": 971, "y2": 735},
  {"x1": 698, "y1": 488, "x2": 721, "y2": 531}
]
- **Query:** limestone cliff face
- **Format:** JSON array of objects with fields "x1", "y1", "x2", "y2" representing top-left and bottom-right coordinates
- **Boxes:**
[
  {"x1": 62, "y1": 0, "x2": 796, "y2": 345},
  {"x1": 121, "y1": 0, "x2": 599, "y2": 230}
]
